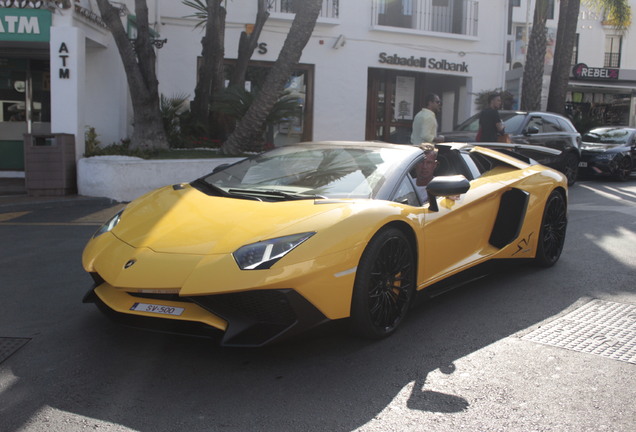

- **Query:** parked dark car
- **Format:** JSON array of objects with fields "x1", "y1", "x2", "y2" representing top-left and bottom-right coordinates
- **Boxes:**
[
  {"x1": 579, "y1": 127, "x2": 636, "y2": 181},
  {"x1": 443, "y1": 111, "x2": 582, "y2": 185}
]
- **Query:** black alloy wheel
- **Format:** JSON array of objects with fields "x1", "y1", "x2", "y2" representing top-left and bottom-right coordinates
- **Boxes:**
[
  {"x1": 562, "y1": 152, "x2": 579, "y2": 186},
  {"x1": 613, "y1": 157, "x2": 632, "y2": 181},
  {"x1": 534, "y1": 191, "x2": 567, "y2": 267},
  {"x1": 350, "y1": 228, "x2": 415, "y2": 339}
]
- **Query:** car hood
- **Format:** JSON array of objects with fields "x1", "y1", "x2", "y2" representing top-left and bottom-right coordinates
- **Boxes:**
[{"x1": 110, "y1": 184, "x2": 352, "y2": 255}]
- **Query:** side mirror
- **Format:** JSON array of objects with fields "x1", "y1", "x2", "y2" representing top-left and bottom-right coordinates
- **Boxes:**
[
  {"x1": 426, "y1": 175, "x2": 470, "y2": 212},
  {"x1": 524, "y1": 126, "x2": 540, "y2": 135}
]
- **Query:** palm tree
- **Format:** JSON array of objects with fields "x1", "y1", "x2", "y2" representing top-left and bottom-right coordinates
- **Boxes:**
[
  {"x1": 221, "y1": 0, "x2": 323, "y2": 155},
  {"x1": 95, "y1": 0, "x2": 169, "y2": 150},
  {"x1": 184, "y1": 0, "x2": 270, "y2": 133},
  {"x1": 212, "y1": 86, "x2": 301, "y2": 150},
  {"x1": 547, "y1": 0, "x2": 631, "y2": 114},
  {"x1": 520, "y1": 0, "x2": 550, "y2": 111},
  {"x1": 187, "y1": 0, "x2": 226, "y2": 132}
]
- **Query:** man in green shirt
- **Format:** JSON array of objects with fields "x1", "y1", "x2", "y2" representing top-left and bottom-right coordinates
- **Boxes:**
[{"x1": 411, "y1": 93, "x2": 444, "y2": 145}]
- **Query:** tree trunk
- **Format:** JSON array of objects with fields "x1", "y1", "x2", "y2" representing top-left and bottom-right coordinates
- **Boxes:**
[
  {"x1": 521, "y1": 0, "x2": 548, "y2": 111},
  {"x1": 190, "y1": 0, "x2": 226, "y2": 132},
  {"x1": 547, "y1": 0, "x2": 581, "y2": 114},
  {"x1": 520, "y1": 0, "x2": 549, "y2": 111},
  {"x1": 222, "y1": 0, "x2": 323, "y2": 155},
  {"x1": 230, "y1": 0, "x2": 270, "y2": 89},
  {"x1": 95, "y1": 0, "x2": 169, "y2": 150}
]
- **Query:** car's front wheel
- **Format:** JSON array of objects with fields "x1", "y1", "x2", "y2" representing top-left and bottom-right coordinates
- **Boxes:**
[
  {"x1": 534, "y1": 190, "x2": 567, "y2": 267},
  {"x1": 613, "y1": 156, "x2": 632, "y2": 181},
  {"x1": 350, "y1": 227, "x2": 415, "y2": 339},
  {"x1": 561, "y1": 152, "x2": 579, "y2": 186}
]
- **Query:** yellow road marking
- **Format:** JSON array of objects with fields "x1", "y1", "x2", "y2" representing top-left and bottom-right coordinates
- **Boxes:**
[
  {"x1": 73, "y1": 204, "x2": 126, "y2": 224},
  {"x1": 0, "y1": 204, "x2": 125, "y2": 226},
  {"x1": 0, "y1": 211, "x2": 30, "y2": 222}
]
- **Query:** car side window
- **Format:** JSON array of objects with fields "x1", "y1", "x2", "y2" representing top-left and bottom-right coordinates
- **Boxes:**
[
  {"x1": 467, "y1": 152, "x2": 500, "y2": 176},
  {"x1": 526, "y1": 117, "x2": 543, "y2": 133},
  {"x1": 392, "y1": 175, "x2": 420, "y2": 206},
  {"x1": 543, "y1": 116, "x2": 563, "y2": 132},
  {"x1": 556, "y1": 117, "x2": 576, "y2": 132}
]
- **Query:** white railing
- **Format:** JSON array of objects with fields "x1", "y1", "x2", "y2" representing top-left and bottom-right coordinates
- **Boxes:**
[
  {"x1": 267, "y1": 0, "x2": 339, "y2": 20},
  {"x1": 372, "y1": 0, "x2": 478, "y2": 37}
]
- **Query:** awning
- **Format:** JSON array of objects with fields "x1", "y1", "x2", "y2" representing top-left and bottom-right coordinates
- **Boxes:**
[{"x1": 569, "y1": 81, "x2": 636, "y2": 93}]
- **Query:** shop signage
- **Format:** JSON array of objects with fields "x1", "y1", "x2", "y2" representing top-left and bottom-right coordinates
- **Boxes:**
[
  {"x1": 0, "y1": 8, "x2": 51, "y2": 42},
  {"x1": 58, "y1": 42, "x2": 70, "y2": 79},
  {"x1": 572, "y1": 63, "x2": 619, "y2": 80},
  {"x1": 378, "y1": 52, "x2": 468, "y2": 73}
]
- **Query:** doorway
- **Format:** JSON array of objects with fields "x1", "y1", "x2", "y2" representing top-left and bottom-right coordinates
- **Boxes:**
[{"x1": 366, "y1": 68, "x2": 428, "y2": 144}]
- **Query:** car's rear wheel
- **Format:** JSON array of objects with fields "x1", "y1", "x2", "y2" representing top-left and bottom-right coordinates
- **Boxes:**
[
  {"x1": 534, "y1": 191, "x2": 567, "y2": 267},
  {"x1": 613, "y1": 156, "x2": 632, "y2": 181},
  {"x1": 561, "y1": 152, "x2": 579, "y2": 186},
  {"x1": 350, "y1": 227, "x2": 415, "y2": 339}
]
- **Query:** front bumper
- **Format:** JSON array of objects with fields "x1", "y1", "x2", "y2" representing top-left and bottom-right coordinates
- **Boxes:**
[
  {"x1": 84, "y1": 279, "x2": 328, "y2": 347},
  {"x1": 578, "y1": 154, "x2": 617, "y2": 177}
]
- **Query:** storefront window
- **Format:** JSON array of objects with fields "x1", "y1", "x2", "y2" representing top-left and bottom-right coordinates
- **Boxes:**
[
  {"x1": 0, "y1": 57, "x2": 51, "y2": 171},
  {"x1": 210, "y1": 60, "x2": 313, "y2": 147},
  {"x1": 366, "y1": 69, "x2": 418, "y2": 144}
]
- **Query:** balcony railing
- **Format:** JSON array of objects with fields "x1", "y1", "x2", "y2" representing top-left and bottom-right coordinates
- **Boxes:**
[
  {"x1": 267, "y1": 0, "x2": 339, "y2": 20},
  {"x1": 372, "y1": 0, "x2": 478, "y2": 37},
  {"x1": 604, "y1": 52, "x2": 621, "y2": 68}
]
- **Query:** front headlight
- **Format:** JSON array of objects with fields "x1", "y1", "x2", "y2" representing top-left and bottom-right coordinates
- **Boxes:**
[
  {"x1": 233, "y1": 232, "x2": 315, "y2": 270},
  {"x1": 581, "y1": 144, "x2": 606, "y2": 152},
  {"x1": 92, "y1": 209, "x2": 124, "y2": 238}
]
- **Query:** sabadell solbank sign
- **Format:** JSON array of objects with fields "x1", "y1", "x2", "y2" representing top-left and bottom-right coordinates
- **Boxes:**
[{"x1": 378, "y1": 52, "x2": 469, "y2": 72}]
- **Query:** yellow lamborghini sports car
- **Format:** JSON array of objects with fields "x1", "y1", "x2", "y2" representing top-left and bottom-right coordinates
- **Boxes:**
[{"x1": 82, "y1": 141, "x2": 568, "y2": 347}]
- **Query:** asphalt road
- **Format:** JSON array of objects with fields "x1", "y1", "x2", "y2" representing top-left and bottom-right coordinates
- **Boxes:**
[{"x1": 0, "y1": 179, "x2": 634, "y2": 432}]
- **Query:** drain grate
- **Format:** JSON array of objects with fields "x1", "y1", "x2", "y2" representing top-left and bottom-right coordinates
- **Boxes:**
[
  {"x1": 0, "y1": 337, "x2": 31, "y2": 365},
  {"x1": 523, "y1": 299, "x2": 636, "y2": 364}
]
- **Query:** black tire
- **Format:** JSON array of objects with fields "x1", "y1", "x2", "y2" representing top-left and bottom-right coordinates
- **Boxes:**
[
  {"x1": 613, "y1": 157, "x2": 632, "y2": 182},
  {"x1": 350, "y1": 227, "x2": 415, "y2": 339},
  {"x1": 561, "y1": 152, "x2": 579, "y2": 186},
  {"x1": 534, "y1": 191, "x2": 567, "y2": 267}
]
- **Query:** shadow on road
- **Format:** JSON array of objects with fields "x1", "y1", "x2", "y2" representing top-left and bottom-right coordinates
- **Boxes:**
[{"x1": 0, "y1": 180, "x2": 634, "y2": 431}]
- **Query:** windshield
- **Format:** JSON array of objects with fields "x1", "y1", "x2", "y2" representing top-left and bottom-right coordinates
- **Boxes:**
[
  {"x1": 196, "y1": 145, "x2": 407, "y2": 200},
  {"x1": 455, "y1": 112, "x2": 526, "y2": 133},
  {"x1": 583, "y1": 129, "x2": 632, "y2": 144}
]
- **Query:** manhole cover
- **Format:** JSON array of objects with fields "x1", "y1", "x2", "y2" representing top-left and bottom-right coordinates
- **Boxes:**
[
  {"x1": 523, "y1": 299, "x2": 636, "y2": 364},
  {"x1": 0, "y1": 337, "x2": 30, "y2": 365}
]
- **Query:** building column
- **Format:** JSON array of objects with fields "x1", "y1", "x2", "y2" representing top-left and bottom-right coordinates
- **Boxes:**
[{"x1": 50, "y1": 26, "x2": 85, "y2": 161}]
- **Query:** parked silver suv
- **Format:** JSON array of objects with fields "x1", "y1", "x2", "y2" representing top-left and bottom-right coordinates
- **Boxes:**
[{"x1": 443, "y1": 111, "x2": 582, "y2": 185}]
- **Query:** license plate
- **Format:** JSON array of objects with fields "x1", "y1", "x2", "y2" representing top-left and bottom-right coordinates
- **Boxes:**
[
  {"x1": 578, "y1": 161, "x2": 588, "y2": 167},
  {"x1": 130, "y1": 302, "x2": 184, "y2": 316}
]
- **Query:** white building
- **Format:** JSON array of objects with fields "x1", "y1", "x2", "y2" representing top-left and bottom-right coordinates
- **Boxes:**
[
  {"x1": 505, "y1": 0, "x2": 636, "y2": 127},
  {"x1": 2, "y1": 0, "x2": 511, "y2": 180}
]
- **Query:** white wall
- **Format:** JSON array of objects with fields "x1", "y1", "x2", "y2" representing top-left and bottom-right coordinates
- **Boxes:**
[{"x1": 157, "y1": 0, "x2": 509, "y2": 138}]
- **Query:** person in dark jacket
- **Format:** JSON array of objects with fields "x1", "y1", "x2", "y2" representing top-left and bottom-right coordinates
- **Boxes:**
[{"x1": 477, "y1": 93, "x2": 504, "y2": 142}]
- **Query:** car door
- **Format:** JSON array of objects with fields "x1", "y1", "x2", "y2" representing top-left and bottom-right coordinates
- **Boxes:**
[
  {"x1": 511, "y1": 115, "x2": 556, "y2": 165},
  {"x1": 629, "y1": 132, "x2": 636, "y2": 163},
  {"x1": 414, "y1": 151, "x2": 514, "y2": 286}
]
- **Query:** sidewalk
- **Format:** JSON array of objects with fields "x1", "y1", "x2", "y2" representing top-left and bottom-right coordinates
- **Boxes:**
[
  {"x1": 0, "y1": 178, "x2": 26, "y2": 196},
  {"x1": 0, "y1": 177, "x2": 105, "y2": 208}
]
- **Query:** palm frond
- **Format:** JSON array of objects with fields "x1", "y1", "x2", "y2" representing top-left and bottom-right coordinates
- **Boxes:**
[{"x1": 182, "y1": 0, "x2": 209, "y2": 29}]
